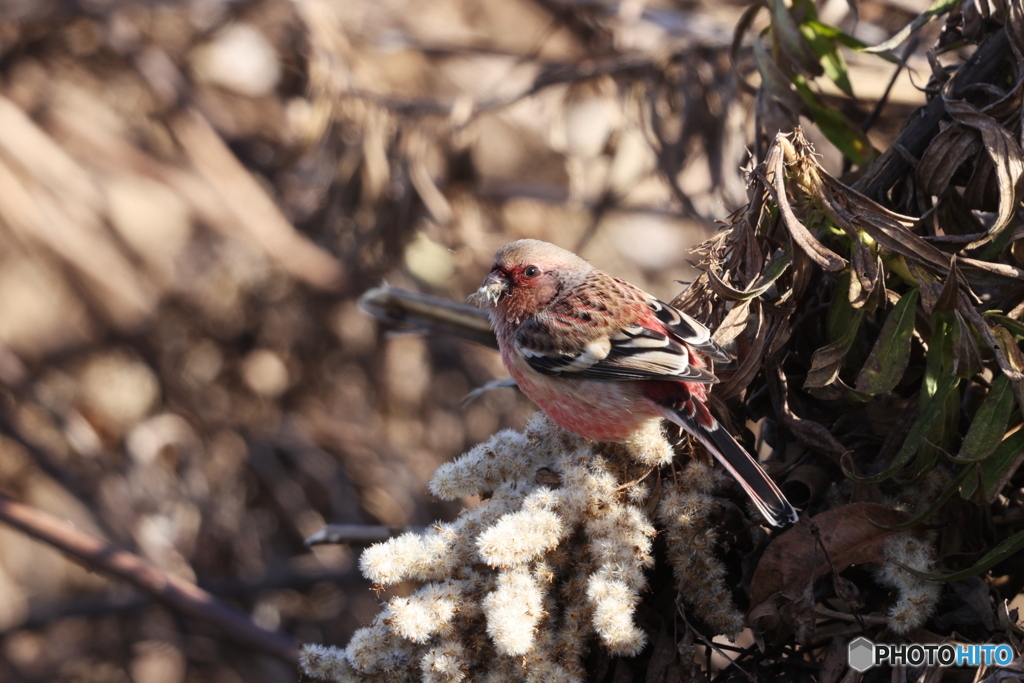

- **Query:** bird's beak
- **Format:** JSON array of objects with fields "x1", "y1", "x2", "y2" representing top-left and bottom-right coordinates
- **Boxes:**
[{"x1": 468, "y1": 270, "x2": 509, "y2": 308}]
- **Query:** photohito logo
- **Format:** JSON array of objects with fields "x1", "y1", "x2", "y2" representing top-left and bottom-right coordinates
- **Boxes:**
[{"x1": 847, "y1": 637, "x2": 1014, "y2": 671}]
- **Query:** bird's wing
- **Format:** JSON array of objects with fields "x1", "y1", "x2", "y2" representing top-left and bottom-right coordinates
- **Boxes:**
[
  {"x1": 646, "y1": 298, "x2": 732, "y2": 364},
  {"x1": 519, "y1": 322, "x2": 717, "y2": 382},
  {"x1": 515, "y1": 282, "x2": 724, "y2": 382}
]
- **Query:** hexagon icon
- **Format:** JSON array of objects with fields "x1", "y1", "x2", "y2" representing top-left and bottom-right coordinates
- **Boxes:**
[{"x1": 848, "y1": 637, "x2": 875, "y2": 672}]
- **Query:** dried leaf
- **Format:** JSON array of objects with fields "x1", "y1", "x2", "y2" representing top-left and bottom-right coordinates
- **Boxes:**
[
  {"x1": 753, "y1": 39, "x2": 809, "y2": 116},
  {"x1": 749, "y1": 503, "x2": 914, "y2": 607},
  {"x1": 848, "y1": 243, "x2": 883, "y2": 310},
  {"x1": 934, "y1": 260, "x2": 961, "y2": 313},
  {"x1": 771, "y1": 0, "x2": 823, "y2": 77},
  {"x1": 993, "y1": 324, "x2": 1024, "y2": 421},
  {"x1": 818, "y1": 174, "x2": 952, "y2": 274},
  {"x1": 761, "y1": 146, "x2": 846, "y2": 271},
  {"x1": 855, "y1": 288, "x2": 919, "y2": 395},
  {"x1": 917, "y1": 126, "x2": 983, "y2": 196},
  {"x1": 717, "y1": 300, "x2": 767, "y2": 401},
  {"x1": 770, "y1": 363, "x2": 849, "y2": 461},
  {"x1": 958, "y1": 258, "x2": 1024, "y2": 283},
  {"x1": 944, "y1": 95, "x2": 1024, "y2": 238},
  {"x1": 961, "y1": 302, "x2": 1024, "y2": 383},
  {"x1": 805, "y1": 317, "x2": 864, "y2": 388},
  {"x1": 711, "y1": 298, "x2": 752, "y2": 346},
  {"x1": 706, "y1": 243, "x2": 791, "y2": 301}
]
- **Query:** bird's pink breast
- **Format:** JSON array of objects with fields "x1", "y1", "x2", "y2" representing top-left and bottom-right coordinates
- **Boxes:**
[{"x1": 500, "y1": 346, "x2": 655, "y2": 442}]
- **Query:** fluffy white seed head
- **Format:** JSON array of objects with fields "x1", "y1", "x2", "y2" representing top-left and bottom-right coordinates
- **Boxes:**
[
  {"x1": 360, "y1": 523, "x2": 462, "y2": 585},
  {"x1": 477, "y1": 501, "x2": 566, "y2": 567},
  {"x1": 657, "y1": 473, "x2": 744, "y2": 638},
  {"x1": 522, "y1": 411, "x2": 586, "y2": 452},
  {"x1": 420, "y1": 639, "x2": 468, "y2": 683},
  {"x1": 677, "y1": 459, "x2": 726, "y2": 492},
  {"x1": 622, "y1": 419, "x2": 675, "y2": 466},
  {"x1": 385, "y1": 582, "x2": 460, "y2": 643},
  {"x1": 876, "y1": 532, "x2": 940, "y2": 634},
  {"x1": 482, "y1": 567, "x2": 546, "y2": 655},
  {"x1": 300, "y1": 644, "x2": 357, "y2": 682},
  {"x1": 344, "y1": 621, "x2": 394, "y2": 673},
  {"x1": 429, "y1": 429, "x2": 531, "y2": 501},
  {"x1": 586, "y1": 575, "x2": 647, "y2": 656}
]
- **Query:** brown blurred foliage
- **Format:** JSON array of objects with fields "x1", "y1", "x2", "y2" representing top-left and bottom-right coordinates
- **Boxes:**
[{"x1": 0, "y1": 0, "x2": 945, "y2": 681}]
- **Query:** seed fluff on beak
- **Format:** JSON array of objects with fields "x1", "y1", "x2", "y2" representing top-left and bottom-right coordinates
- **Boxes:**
[{"x1": 468, "y1": 273, "x2": 508, "y2": 308}]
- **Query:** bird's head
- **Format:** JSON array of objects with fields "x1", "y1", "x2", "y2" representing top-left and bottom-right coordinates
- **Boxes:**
[{"x1": 469, "y1": 239, "x2": 592, "y2": 323}]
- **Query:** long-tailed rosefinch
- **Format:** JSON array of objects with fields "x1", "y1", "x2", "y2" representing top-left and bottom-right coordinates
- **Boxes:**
[{"x1": 470, "y1": 239, "x2": 797, "y2": 527}]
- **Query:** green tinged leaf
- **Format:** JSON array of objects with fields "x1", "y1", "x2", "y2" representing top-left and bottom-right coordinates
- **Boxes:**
[
  {"x1": 928, "y1": 311, "x2": 957, "y2": 376},
  {"x1": 807, "y1": 273, "x2": 864, "y2": 388},
  {"x1": 826, "y1": 273, "x2": 855, "y2": 341},
  {"x1": 957, "y1": 374, "x2": 1017, "y2": 464},
  {"x1": 959, "y1": 427, "x2": 1024, "y2": 502},
  {"x1": 902, "y1": 527, "x2": 1024, "y2": 582},
  {"x1": 920, "y1": 311, "x2": 959, "y2": 468},
  {"x1": 917, "y1": 386, "x2": 958, "y2": 475},
  {"x1": 802, "y1": 20, "x2": 866, "y2": 48},
  {"x1": 844, "y1": 375, "x2": 959, "y2": 483},
  {"x1": 855, "y1": 289, "x2": 919, "y2": 394},
  {"x1": 844, "y1": 311, "x2": 961, "y2": 484},
  {"x1": 800, "y1": 23, "x2": 854, "y2": 96}
]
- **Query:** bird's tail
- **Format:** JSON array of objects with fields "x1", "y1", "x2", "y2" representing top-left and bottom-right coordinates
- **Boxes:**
[{"x1": 657, "y1": 406, "x2": 798, "y2": 527}]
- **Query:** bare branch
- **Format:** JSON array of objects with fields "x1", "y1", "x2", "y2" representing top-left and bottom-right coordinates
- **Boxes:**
[{"x1": 0, "y1": 492, "x2": 300, "y2": 665}]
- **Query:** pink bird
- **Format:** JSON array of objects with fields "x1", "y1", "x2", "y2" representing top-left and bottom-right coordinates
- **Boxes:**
[{"x1": 471, "y1": 239, "x2": 797, "y2": 527}]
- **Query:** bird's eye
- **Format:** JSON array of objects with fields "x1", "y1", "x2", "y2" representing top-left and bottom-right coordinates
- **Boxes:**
[{"x1": 523, "y1": 265, "x2": 540, "y2": 279}]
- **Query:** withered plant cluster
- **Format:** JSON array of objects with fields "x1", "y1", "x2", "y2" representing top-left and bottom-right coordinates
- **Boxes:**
[
  {"x1": 676, "y1": 1, "x2": 1024, "y2": 670},
  {"x1": 0, "y1": 0, "x2": 1023, "y2": 681},
  {"x1": 308, "y1": 4, "x2": 1024, "y2": 682}
]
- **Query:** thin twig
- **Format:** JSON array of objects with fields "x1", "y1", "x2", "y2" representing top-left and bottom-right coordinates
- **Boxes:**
[
  {"x1": 677, "y1": 597, "x2": 757, "y2": 683},
  {"x1": 813, "y1": 605, "x2": 888, "y2": 626},
  {"x1": 809, "y1": 521, "x2": 869, "y2": 634},
  {"x1": 305, "y1": 524, "x2": 423, "y2": 545},
  {"x1": 861, "y1": 37, "x2": 920, "y2": 136},
  {"x1": 0, "y1": 492, "x2": 299, "y2": 664}
]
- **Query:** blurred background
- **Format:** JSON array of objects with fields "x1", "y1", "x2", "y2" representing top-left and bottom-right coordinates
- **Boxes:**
[{"x1": 0, "y1": 0, "x2": 934, "y2": 680}]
